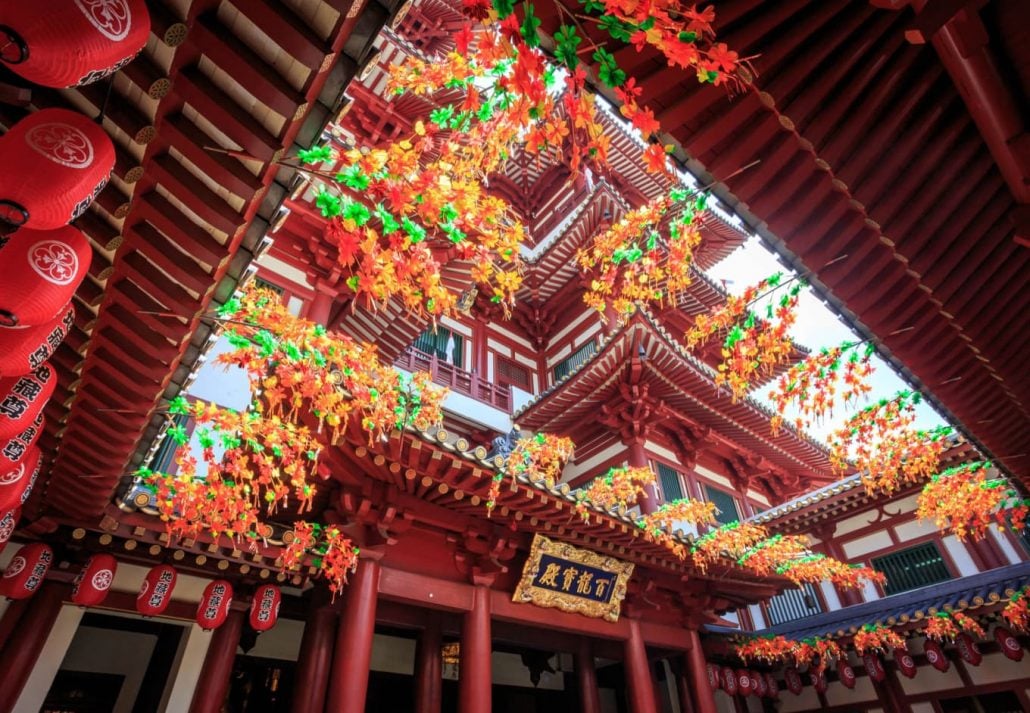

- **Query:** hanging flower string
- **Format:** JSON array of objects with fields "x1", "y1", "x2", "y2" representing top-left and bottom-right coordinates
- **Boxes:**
[
  {"x1": 690, "y1": 521, "x2": 768, "y2": 572},
  {"x1": 574, "y1": 465, "x2": 655, "y2": 520},
  {"x1": 1002, "y1": 586, "x2": 1030, "y2": 633},
  {"x1": 769, "y1": 340, "x2": 875, "y2": 436},
  {"x1": 735, "y1": 634, "x2": 800, "y2": 665},
  {"x1": 281, "y1": 522, "x2": 359, "y2": 597},
  {"x1": 828, "y1": 390, "x2": 952, "y2": 495},
  {"x1": 216, "y1": 287, "x2": 446, "y2": 442},
  {"x1": 576, "y1": 189, "x2": 707, "y2": 316},
  {"x1": 686, "y1": 272, "x2": 804, "y2": 402},
  {"x1": 925, "y1": 612, "x2": 960, "y2": 642},
  {"x1": 487, "y1": 432, "x2": 575, "y2": 514},
  {"x1": 916, "y1": 461, "x2": 1030, "y2": 541},
  {"x1": 777, "y1": 554, "x2": 885, "y2": 591},
  {"x1": 853, "y1": 624, "x2": 906, "y2": 655},
  {"x1": 635, "y1": 497, "x2": 717, "y2": 559}
]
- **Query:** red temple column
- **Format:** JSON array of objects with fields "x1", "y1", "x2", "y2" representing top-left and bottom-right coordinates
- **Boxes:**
[
  {"x1": 290, "y1": 592, "x2": 338, "y2": 713},
  {"x1": 188, "y1": 609, "x2": 245, "y2": 713},
  {"x1": 0, "y1": 598, "x2": 29, "y2": 651},
  {"x1": 575, "y1": 639, "x2": 601, "y2": 713},
  {"x1": 623, "y1": 619, "x2": 658, "y2": 713},
  {"x1": 414, "y1": 614, "x2": 443, "y2": 713},
  {"x1": 628, "y1": 441, "x2": 659, "y2": 515},
  {"x1": 459, "y1": 585, "x2": 492, "y2": 713},
  {"x1": 307, "y1": 288, "x2": 334, "y2": 326},
  {"x1": 0, "y1": 582, "x2": 70, "y2": 713},
  {"x1": 684, "y1": 629, "x2": 717, "y2": 713},
  {"x1": 326, "y1": 556, "x2": 382, "y2": 713}
]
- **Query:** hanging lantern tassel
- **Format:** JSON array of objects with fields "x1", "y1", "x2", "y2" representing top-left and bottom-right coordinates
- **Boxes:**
[
  {"x1": 0, "y1": 304, "x2": 75, "y2": 377},
  {"x1": 0, "y1": 507, "x2": 19, "y2": 556},
  {"x1": 248, "y1": 583, "x2": 281, "y2": 632},
  {"x1": 136, "y1": 563, "x2": 177, "y2": 617},
  {"x1": 0, "y1": 0, "x2": 151, "y2": 88},
  {"x1": 196, "y1": 579, "x2": 233, "y2": 630},
  {"x1": 0, "y1": 364, "x2": 56, "y2": 440},
  {"x1": 0, "y1": 541, "x2": 53, "y2": 599},
  {"x1": 0, "y1": 444, "x2": 41, "y2": 512},
  {"x1": 0, "y1": 226, "x2": 93, "y2": 327},
  {"x1": 0, "y1": 108, "x2": 114, "y2": 230}
]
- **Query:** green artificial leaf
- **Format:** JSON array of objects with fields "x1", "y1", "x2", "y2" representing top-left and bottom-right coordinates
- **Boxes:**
[
  {"x1": 638, "y1": 16, "x2": 655, "y2": 31},
  {"x1": 297, "y1": 145, "x2": 333, "y2": 164},
  {"x1": 766, "y1": 271, "x2": 783, "y2": 287},
  {"x1": 521, "y1": 2, "x2": 541, "y2": 47},
  {"x1": 592, "y1": 48, "x2": 625, "y2": 88},
  {"x1": 439, "y1": 203, "x2": 459, "y2": 223},
  {"x1": 492, "y1": 0, "x2": 515, "y2": 18},
  {"x1": 342, "y1": 200, "x2": 371, "y2": 226},
  {"x1": 168, "y1": 424, "x2": 188, "y2": 445},
  {"x1": 402, "y1": 217, "x2": 427, "y2": 243},
  {"x1": 429, "y1": 104, "x2": 455, "y2": 128},
  {"x1": 598, "y1": 15, "x2": 633, "y2": 42},
  {"x1": 375, "y1": 203, "x2": 400, "y2": 234},
  {"x1": 314, "y1": 187, "x2": 342, "y2": 218},
  {"x1": 554, "y1": 25, "x2": 581, "y2": 69},
  {"x1": 677, "y1": 30, "x2": 697, "y2": 43},
  {"x1": 338, "y1": 164, "x2": 370, "y2": 191},
  {"x1": 579, "y1": 0, "x2": 605, "y2": 12}
]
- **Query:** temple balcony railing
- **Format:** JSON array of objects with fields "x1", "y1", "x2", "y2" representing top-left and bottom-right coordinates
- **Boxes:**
[{"x1": 394, "y1": 346, "x2": 512, "y2": 413}]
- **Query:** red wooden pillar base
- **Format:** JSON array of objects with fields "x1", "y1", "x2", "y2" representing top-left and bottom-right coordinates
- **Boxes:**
[
  {"x1": 0, "y1": 582, "x2": 70, "y2": 713},
  {"x1": 307, "y1": 287, "x2": 334, "y2": 326},
  {"x1": 0, "y1": 598, "x2": 29, "y2": 651},
  {"x1": 575, "y1": 640, "x2": 601, "y2": 713},
  {"x1": 325, "y1": 556, "x2": 381, "y2": 713},
  {"x1": 189, "y1": 609, "x2": 245, "y2": 713},
  {"x1": 459, "y1": 585, "x2": 491, "y2": 713},
  {"x1": 624, "y1": 619, "x2": 658, "y2": 713},
  {"x1": 685, "y1": 629, "x2": 717, "y2": 713},
  {"x1": 414, "y1": 614, "x2": 443, "y2": 713},
  {"x1": 290, "y1": 592, "x2": 338, "y2": 713}
]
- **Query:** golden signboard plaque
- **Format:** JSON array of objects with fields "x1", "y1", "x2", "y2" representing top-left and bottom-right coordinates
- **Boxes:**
[{"x1": 513, "y1": 534, "x2": 634, "y2": 622}]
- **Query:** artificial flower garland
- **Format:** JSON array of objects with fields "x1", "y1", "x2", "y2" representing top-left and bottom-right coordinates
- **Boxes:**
[
  {"x1": 1002, "y1": 586, "x2": 1030, "y2": 632},
  {"x1": 575, "y1": 465, "x2": 656, "y2": 519},
  {"x1": 853, "y1": 624, "x2": 906, "y2": 655},
  {"x1": 487, "y1": 432, "x2": 575, "y2": 514},
  {"x1": 916, "y1": 461, "x2": 1030, "y2": 541}
]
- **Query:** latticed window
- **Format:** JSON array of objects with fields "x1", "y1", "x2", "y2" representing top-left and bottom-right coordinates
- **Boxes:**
[
  {"x1": 148, "y1": 413, "x2": 189, "y2": 474},
  {"x1": 253, "y1": 277, "x2": 284, "y2": 295},
  {"x1": 496, "y1": 357, "x2": 531, "y2": 390},
  {"x1": 412, "y1": 326, "x2": 463, "y2": 367},
  {"x1": 656, "y1": 462, "x2": 684, "y2": 501},
  {"x1": 872, "y1": 542, "x2": 952, "y2": 595},
  {"x1": 703, "y1": 484, "x2": 740, "y2": 525},
  {"x1": 553, "y1": 341, "x2": 596, "y2": 382},
  {"x1": 765, "y1": 583, "x2": 822, "y2": 626}
]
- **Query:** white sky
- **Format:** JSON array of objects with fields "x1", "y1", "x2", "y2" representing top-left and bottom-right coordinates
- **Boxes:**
[{"x1": 705, "y1": 235, "x2": 947, "y2": 442}]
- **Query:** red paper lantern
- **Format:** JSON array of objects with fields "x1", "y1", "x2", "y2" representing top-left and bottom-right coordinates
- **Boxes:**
[
  {"x1": 838, "y1": 658, "x2": 857, "y2": 688},
  {"x1": 737, "y1": 669, "x2": 752, "y2": 697},
  {"x1": 923, "y1": 639, "x2": 950, "y2": 672},
  {"x1": 894, "y1": 647, "x2": 917, "y2": 678},
  {"x1": 994, "y1": 626, "x2": 1024, "y2": 662},
  {"x1": 0, "y1": 0, "x2": 150, "y2": 88},
  {"x1": 136, "y1": 564, "x2": 177, "y2": 616},
  {"x1": 705, "y1": 662, "x2": 720, "y2": 690},
  {"x1": 0, "y1": 415, "x2": 43, "y2": 481},
  {"x1": 863, "y1": 651, "x2": 886, "y2": 682},
  {"x1": 0, "y1": 227, "x2": 92, "y2": 327},
  {"x1": 755, "y1": 672, "x2": 768, "y2": 698},
  {"x1": 71, "y1": 553, "x2": 117, "y2": 607},
  {"x1": 0, "y1": 507, "x2": 19, "y2": 555},
  {"x1": 812, "y1": 667, "x2": 827, "y2": 693},
  {"x1": 0, "y1": 541, "x2": 53, "y2": 599},
  {"x1": 721, "y1": 666, "x2": 737, "y2": 695},
  {"x1": 0, "y1": 443, "x2": 41, "y2": 513},
  {"x1": 196, "y1": 579, "x2": 233, "y2": 630},
  {"x1": 0, "y1": 304, "x2": 74, "y2": 377},
  {"x1": 0, "y1": 109, "x2": 114, "y2": 230},
  {"x1": 955, "y1": 633, "x2": 982, "y2": 666},
  {"x1": 765, "y1": 672, "x2": 779, "y2": 699},
  {"x1": 784, "y1": 667, "x2": 803, "y2": 695},
  {"x1": 249, "y1": 583, "x2": 281, "y2": 632},
  {"x1": 0, "y1": 364, "x2": 55, "y2": 439}
]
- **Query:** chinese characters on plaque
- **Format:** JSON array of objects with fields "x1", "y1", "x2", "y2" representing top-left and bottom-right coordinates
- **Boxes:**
[{"x1": 513, "y1": 534, "x2": 634, "y2": 622}]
